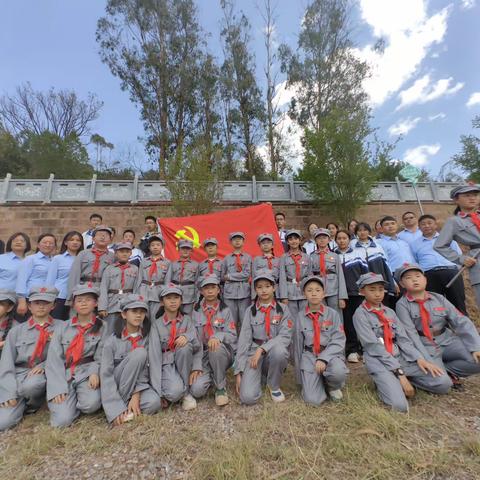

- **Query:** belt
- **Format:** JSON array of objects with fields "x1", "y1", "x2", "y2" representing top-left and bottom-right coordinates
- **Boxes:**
[
  {"x1": 304, "y1": 345, "x2": 325, "y2": 353},
  {"x1": 426, "y1": 266, "x2": 457, "y2": 272},
  {"x1": 253, "y1": 339, "x2": 266, "y2": 346},
  {"x1": 162, "y1": 348, "x2": 174, "y2": 353},
  {"x1": 80, "y1": 277, "x2": 100, "y2": 283},
  {"x1": 15, "y1": 361, "x2": 40, "y2": 369},
  {"x1": 418, "y1": 327, "x2": 446, "y2": 337},
  {"x1": 141, "y1": 280, "x2": 163, "y2": 287},
  {"x1": 108, "y1": 289, "x2": 133, "y2": 294},
  {"x1": 172, "y1": 281, "x2": 195, "y2": 286},
  {"x1": 67, "y1": 355, "x2": 95, "y2": 368},
  {"x1": 287, "y1": 279, "x2": 299, "y2": 284}
]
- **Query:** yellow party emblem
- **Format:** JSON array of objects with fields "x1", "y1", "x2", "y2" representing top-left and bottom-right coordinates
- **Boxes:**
[{"x1": 174, "y1": 226, "x2": 201, "y2": 248}]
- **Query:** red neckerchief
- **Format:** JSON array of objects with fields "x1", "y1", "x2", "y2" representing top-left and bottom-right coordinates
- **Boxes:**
[
  {"x1": 179, "y1": 259, "x2": 189, "y2": 281},
  {"x1": 122, "y1": 328, "x2": 144, "y2": 350},
  {"x1": 91, "y1": 247, "x2": 107, "y2": 280},
  {"x1": 306, "y1": 305, "x2": 325, "y2": 355},
  {"x1": 257, "y1": 300, "x2": 276, "y2": 339},
  {"x1": 207, "y1": 258, "x2": 217, "y2": 275},
  {"x1": 365, "y1": 302, "x2": 394, "y2": 354},
  {"x1": 115, "y1": 262, "x2": 131, "y2": 288},
  {"x1": 264, "y1": 254, "x2": 274, "y2": 270},
  {"x1": 28, "y1": 316, "x2": 54, "y2": 367},
  {"x1": 458, "y1": 210, "x2": 480, "y2": 232},
  {"x1": 317, "y1": 248, "x2": 329, "y2": 276},
  {"x1": 234, "y1": 253, "x2": 243, "y2": 272},
  {"x1": 148, "y1": 256, "x2": 162, "y2": 279},
  {"x1": 164, "y1": 314, "x2": 182, "y2": 351},
  {"x1": 289, "y1": 253, "x2": 302, "y2": 282},
  {"x1": 202, "y1": 301, "x2": 219, "y2": 340},
  {"x1": 65, "y1": 315, "x2": 96, "y2": 374}
]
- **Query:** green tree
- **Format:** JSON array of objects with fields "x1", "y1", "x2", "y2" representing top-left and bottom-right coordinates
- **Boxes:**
[
  {"x1": 90, "y1": 133, "x2": 114, "y2": 171},
  {"x1": 449, "y1": 115, "x2": 480, "y2": 182},
  {"x1": 0, "y1": 129, "x2": 29, "y2": 177},
  {"x1": 298, "y1": 108, "x2": 376, "y2": 226}
]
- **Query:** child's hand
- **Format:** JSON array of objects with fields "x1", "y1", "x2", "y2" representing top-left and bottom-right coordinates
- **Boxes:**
[
  {"x1": 98, "y1": 310, "x2": 108, "y2": 318},
  {"x1": 175, "y1": 335, "x2": 188, "y2": 348},
  {"x1": 399, "y1": 375, "x2": 415, "y2": 398},
  {"x1": 113, "y1": 411, "x2": 127, "y2": 426},
  {"x1": 417, "y1": 358, "x2": 444, "y2": 377},
  {"x1": 189, "y1": 370, "x2": 202, "y2": 385},
  {"x1": 281, "y1": 299, "x2": 289, "y2": 305},
  {"x1": 463, "y1": 256, "x2": 477, "y2": 267},
  {"x1": 127, "y1": 392, "x2": 141, "y2": 417},
  {"x1": 0, "y1": 340, "x2": 5, "y2": 349},
  {"x1": 315, "y1": 360, "x2": 327, "y2": 374},
  {"x1": 89, "y1": 374, "x2": 100, "y2": 389},
  {"x1": 0, "y1": 399, "x2": 18, "y2": 408},
  {"x1": 235, "y1": 374, "x2": 242, "y2": 395},
  {"x1": 250, "y1": 348, "x2": 264, "y2": 369},
  {"x1": 52, "y1": 394, "x2": 67, "y2": 404},
  {"x1": 27, "y1": 366, "x2": 44, "y2": 377},
  {"x1": 472, "y1": 351, "x2": 480, "y2": 363},
  {"x1": 208, "y1": 337, "x2": 221, "y2": 352},
  {"x1": 339, "y1": 300, "x2": 346, "y2": 309}
]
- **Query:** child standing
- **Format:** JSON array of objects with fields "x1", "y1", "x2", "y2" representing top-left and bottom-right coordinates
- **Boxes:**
[
  {"x1": 252, "y1": 233, "x2": 280, "y2": 289},
  {"x1": 148, "y1": 284, "x2": 202, "y2": 411},
  {"x1": 98, "y1": 242, "x2": 139, "y2": 334},
  {"x1": 197, "y1": 238, "x2": 223, "y2": 285},
  {"x1": 0, "y1": 286, "x2": 59, "y2": 430},
  {"x1": 221, "y1": 232, "x2": 252, "y2": 328},
  {"x1": 45, "y1": 284, "x2": 104, "y2": 427},
  {"x1": 296, "y1": 276, "x2": 347, "y2": 405},
  {"x1": 165, "y1": 239, "x2": 199, "y2": 315},
  {"x1": 135, "y1": 235, "x2": 170, "y2": 320},
  {"x1": 190, "y1": 275, "x2": 237, "y2": 406},
  {"x1": 0, "y1": 290, "x2": 16, "y2": 351},
  {"x1": 353, "y1": 273, "x2": 451, "y2": 412},
  {"x1": 235, "y1": 271, "x2": 293, "y2": 405},
  {"x1": 101, "y1": 294, "x2": 161, "y2": 426},
  {"x1": 395, "y1": 263, "x2": 480, "y2": 385},
  {"x1": 308, "y1": 228, "x2": 348, "y2": 315}
]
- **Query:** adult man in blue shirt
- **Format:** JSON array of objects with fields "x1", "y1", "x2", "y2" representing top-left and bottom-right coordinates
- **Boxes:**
[
  {"x1": 411, "y1": 214, "x2": 466, "y2": 314},
  {"x1": 378, "y1": 216, "x2": 415, "y2": 273},
  {"x1": 397, "y1": 211, "x2": 423, "y2": 245}
]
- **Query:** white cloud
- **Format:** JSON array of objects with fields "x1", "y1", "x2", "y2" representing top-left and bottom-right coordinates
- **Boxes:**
[
  {"x1": 461, "y1": 0, "x2": 476, "y2": 10},
  {"x1": 467, "y1": 92, "x2": 480, "y2": 107},
  {"x1": 356, "y1": 1, "x2": 451, "y2": 106},
  {"x1": 388, "y1": 117, "x2": 421, "y2": 136},
  {"x1": 397, "y1": 74, "x2": 464, "y2": 109},
  {"x1": 428, "y1": 112, "x2": 446, "y2": 121},
  {"x1": 403, "y1": 144, "x2": 441, "y2": 166}
]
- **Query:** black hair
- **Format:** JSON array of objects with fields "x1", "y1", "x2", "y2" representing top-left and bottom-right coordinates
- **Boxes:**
[
  {"x1": 35, "y1": 233, "x2": 57, "y2": 253},
  {"x1": 326, "y1": 222, "x2": 339, "y2": 230},
  {"x1": 155, "y1": 304, "x2": 185, "y2": 320},
  {"x1": 402, "y1": 211, "x2": 417, "y2": 219},
  {"x1": 302, "y1": 277, "x2": 324, "y2": 291},
  {"x1": 355, "y1": 222, "x2": 372, "y2": 234},
  {"x1": 6, "y1": 232, "x2": 31, "y2": 254},
  {"x1": 194, "y1": 292, "x2": 228, "y2": 312},
  {"x1": 253, "y1": 276, "x2": 276, "y2": 289},
  {"x1": 275, "y1": 212, "x2": 286, "y2": 219},
  {"x1": 380, "y1": 216, "x2": 396, "y2": 226},
  {"x1": 251, "y1": 298, "x2": 283, "y2": 316},
  {"x1": 0, "y1": 300, "x2": 15, "y2": 340},
  {"x1": 110, "y1": 227, "x2": 116, "y2": 235},
  {"x1": 123, "y1": 229, "x2": 136, "y2": 238},
  {"x1": 374, "y1": 219, "x2": 382, "y2": 228},
  {"x1": 113, "y1": 310, "x2": 151, "y2": 338},
  {"x1": 60, "y1": 231, "x2": 84, "y2": 254},
  {"x1": 145, "y1": 215, "x2": 157, "y2": 222},
  {"x1": 90, "y1": 213, "x2": 102, "y2": 221},
  {"x1": 90, "y1": 315, "x2": 104, "y2": 335},
  {"x1": 307, "y1": 222, "x2": 318, "y2": 231},
  {"x1": 348, "y1": 219, "x2": 359, "y2": 228},
  {"x1": 335, "y1": 229, "x2": 351, "y2": 241},
  {"x1": 418, "y1": 214, "x2": 436, "y2": 223},
  {"x1": 453, "y1": 206, "x2": 461, "y2": 215}
]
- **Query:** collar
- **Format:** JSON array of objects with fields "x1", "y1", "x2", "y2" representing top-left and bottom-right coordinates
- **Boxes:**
[
  {"x1": 36, "y1": 252, "x2": 50, "y2": 259},
  {"x1": 6, "y1": 252, "x2": 21, "y2": 260},
  {"x1": 62, "y1": 251, "x2": 74, "y2": 257},
  {"x1": 354, "y1": 237, "x2": 376, "y2": 248},
  {"x1": 163, "y1": 313, "x2": 182, "y2": 325},
  {"x1": 380, "y1": 234, "x2": 397, "y2": 241},
  {"x1": 202, "y1": 299, "x2": 219, "y2": 311},
  {"x1": 115, "y1": 261, "x2": 130, "y2": 267},
  {"x1": 362, "y1": 301, "x2": 384, "y2": 312},
  {"x1": 122, "y1": 328, "x2": 143, "y2": 340},
  {"x1": 422, "y1": 232, "x2": 439, "y2": 241},
  {"x1": 71, "y1": 315, "x2": 96, "y2": 327},
  {"x1": 404, "y1": 292, "x2": 432, "y2": 302},
  {"x1": 457, "y1": 210, "x2": 480, "y2": 218},
  {"x1": 334, "y1": 247, "x2": 352, "y2": 254},
  {"x1": 255, "y1": 299, "x2": 276, "y2": 310},
  {"x1": 204, "y1": 257, "x2": 218, "y2": 263},
  {"x1": 179, "y1": 258, "x2": 191, "y2": 262},
  {"x1": 305, "y1": 304, "x2": 325, "y2": 316},
  {"x1": 28, "y1": 316, "x2": 53, "y2": 328}
]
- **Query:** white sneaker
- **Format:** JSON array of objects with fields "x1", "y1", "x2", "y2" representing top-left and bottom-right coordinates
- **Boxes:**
[
  {"x1": 329, "y1": 389, "x2": 343, "y2": 401},
  {"x1": 182, "y1": 393, "x2": 197, "y2": 411},
  {"x1": 347, "y1": 352, "x2": 360, "y2": 363},
  {"x1": 270, "y1": 388, "x2": 286, "y2": 403}
]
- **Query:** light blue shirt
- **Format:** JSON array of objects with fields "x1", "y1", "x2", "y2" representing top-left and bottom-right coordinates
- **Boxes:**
[
  {"x1": 0, "y1": 252, "x2": 23, "y2": 290},
  {"x1": 410, "y1": 233, "x2": 462, "y2": 271},
  {"x1": 397, "y1": 228, "x2": 423, "y2": 245},
  {"x1": 46, "y1": 251, "x2": 76, "y2": 299},
  {"x1": 15, "y1": 252, "x2": 53, "y2": 297},
  {"x1": 378, "y1": 235, "x2": 415, "y2": 273}
]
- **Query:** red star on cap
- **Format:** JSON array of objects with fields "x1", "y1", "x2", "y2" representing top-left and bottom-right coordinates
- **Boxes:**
[
  {"x1": 138, "y1": 295, "x2": 144, "y2": 301},
  {"x1": 40, "y1": 287, "x2": 47, "y2": 293}
]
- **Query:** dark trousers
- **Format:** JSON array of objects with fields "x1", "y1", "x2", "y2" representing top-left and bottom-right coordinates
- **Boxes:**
[
  {"x1": 344, "y1": 295, "x2": 363, "y2": 355},
  {"x1": 425, "y1": 267, "x2": 467, "y2": 315},
  {"x1": 51, "y1": 298, "x2": 70, "y2": 321}
]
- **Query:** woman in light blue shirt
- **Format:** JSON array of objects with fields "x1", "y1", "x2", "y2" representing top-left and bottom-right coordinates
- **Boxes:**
[
  {"x1": 46, "y1": 231, "x2": 83, "y2": 320},
  {"x1": 0, "y1": 232, "x2": 31, "y2": 291}
]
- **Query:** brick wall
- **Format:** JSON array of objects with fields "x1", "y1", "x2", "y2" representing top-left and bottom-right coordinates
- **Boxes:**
[{"x1": 0, "y1": 201, "x2": 455, "y2": 245}]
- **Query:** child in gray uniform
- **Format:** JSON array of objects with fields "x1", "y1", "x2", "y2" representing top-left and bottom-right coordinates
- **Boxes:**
[
  {"x1": 434, "y1": 183, "x2": 480, "y2": 306},
  {"x1": 296, "y1": 276, "x2": 347, "y2": 405},
  {"x1": 149, "y1": 284, "x2": 202, "y2": 411},
  {"x1": 0, "y1": 286, "x2": 60, "y2": 430},
  {"x1": 0, "y1": 290, "x2": 16, "y2": 351},
  {"x1": 353, "y1": 273, "x2": 451, "y2": 412},
  {"x1": 101, "y1": 294, "x2": 161, "y2": 426},
  {"x1": 395, "y1": 263, "x2": 480, "y2": 388},
  {"x1": 46, "y1": 284, "x2": 104, "y2": 427},
  {"x1": 221, "y1": 232, "x2": 252, "y2": 328},
  {"x1": 252, "y1": 233, "x2": 280, "y2": 298},
  {"x1": 235, "y1": 271, "x2": 293, "y2": 405},
  {"x1": 190, "y1": 274, "x2": 237, "y2": 406},
  {"x1": 197, "y1": 238, "x2": 223, "y2": 287},
  {"x1": 165, "y1": 239, "x2": 199, "y2": 315}
]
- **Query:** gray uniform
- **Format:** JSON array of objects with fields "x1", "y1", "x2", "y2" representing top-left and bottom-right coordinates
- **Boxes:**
[
  {"x1": 190, "y1": 302, "x2": 237, "y2": 398},
  {"x1": 148, "y1": 314, "x2": 202, "y2": 403},
  {"x1": 278, "y1": 252, "x2": 309, "y2": 319},
  {"x1": 234, "y1": 302, "x2": 293, "y2": 405},
  {"x1": 0, "y1": 318, "x2": 58, "y2": 430},
  {"x1": 434, "y1": 212, "x2": 480, "y2": 305},
  {"x1": 252, "y1": 255, "x2": 280, "y2": 299},
  {"x1": 100, "y1": 334, "x2": 161, "y2": 423},
  {"x1": 99, "y1": 262, "x2": 139, "y2": 334},
  {"x1": 295, "y1": 306, "x2": 348, "y2": 406},
  {"x1": 134, "y1": 256, "x2": 170, "y2": 319},
  {"x1": 67, "y1": 249, "x2": 115, "y2": 302},
  {"x1": 197, "y1": 258, "x2": 223, "y2": 288},
  {"x1": 308, "y1": 250, "x2": 348, "y2": 314},
  {"x1": 45, "y1": 317, "x2": 105, "y2": 427},
  {"x1": 353, "y1": 301, "x2": 451, "y2": 412},
  {"x1": 396, "y1": 292, "x2": 480, "y2": 378},
  {"x1": 165, "y1": 259, "x2": 199, "y2": 314},
  {"x1": 221, "y1": 253, "x2": 252, "y2": 327}
]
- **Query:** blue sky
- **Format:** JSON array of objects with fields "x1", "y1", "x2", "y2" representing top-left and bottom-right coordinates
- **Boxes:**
[{"x1": 1, "y1": 0, "x2": 479, "y2": 177}]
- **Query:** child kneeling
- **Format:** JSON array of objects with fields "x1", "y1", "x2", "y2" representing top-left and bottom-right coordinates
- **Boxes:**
[
  {"x1": 101, "y1": 294, "x2": 161, "y2": 426},
  {"x1": 296, "y1": 276, "x2": 347, "y2": 405},
  {"x1": 235, "y1": 271, "x2": 293, "y2": 405}
]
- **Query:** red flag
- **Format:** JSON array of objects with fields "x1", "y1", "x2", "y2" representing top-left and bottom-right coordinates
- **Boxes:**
[{"x1": 158, "y1": 204, "x2": 281, "y2": 262}]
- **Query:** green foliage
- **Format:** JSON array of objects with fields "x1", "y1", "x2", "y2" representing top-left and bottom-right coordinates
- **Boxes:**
[
  {"x1": 0, "y1": 129, "x2": 29, "y2": 176},
  {"x1": 450, "y1": 116, "x2": 480, "y2": 182},
  {"x1": 298, "y1": 108, "x2": 376, "y2": 226}
]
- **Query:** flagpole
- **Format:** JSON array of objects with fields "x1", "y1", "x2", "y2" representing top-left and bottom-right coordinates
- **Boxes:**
[{"x1": 412, "y1": 183, "x2": 424, "y2": 215}]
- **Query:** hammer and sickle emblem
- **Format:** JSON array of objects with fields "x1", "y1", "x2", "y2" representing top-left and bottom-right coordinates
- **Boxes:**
[{"x1": 174, "y1": 226, "x2": 201, "y2": 248}]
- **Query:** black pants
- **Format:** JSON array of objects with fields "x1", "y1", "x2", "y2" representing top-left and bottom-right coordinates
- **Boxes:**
[
  {"x1": 343, "y1": 295, "x2": 363, "y2": 355},
  {"x1": 425, "y1": 268, "x2": 467, "y2": 315},
  {"x1": 51, "y1": 298, "x2": 70, "y2": 321}
]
